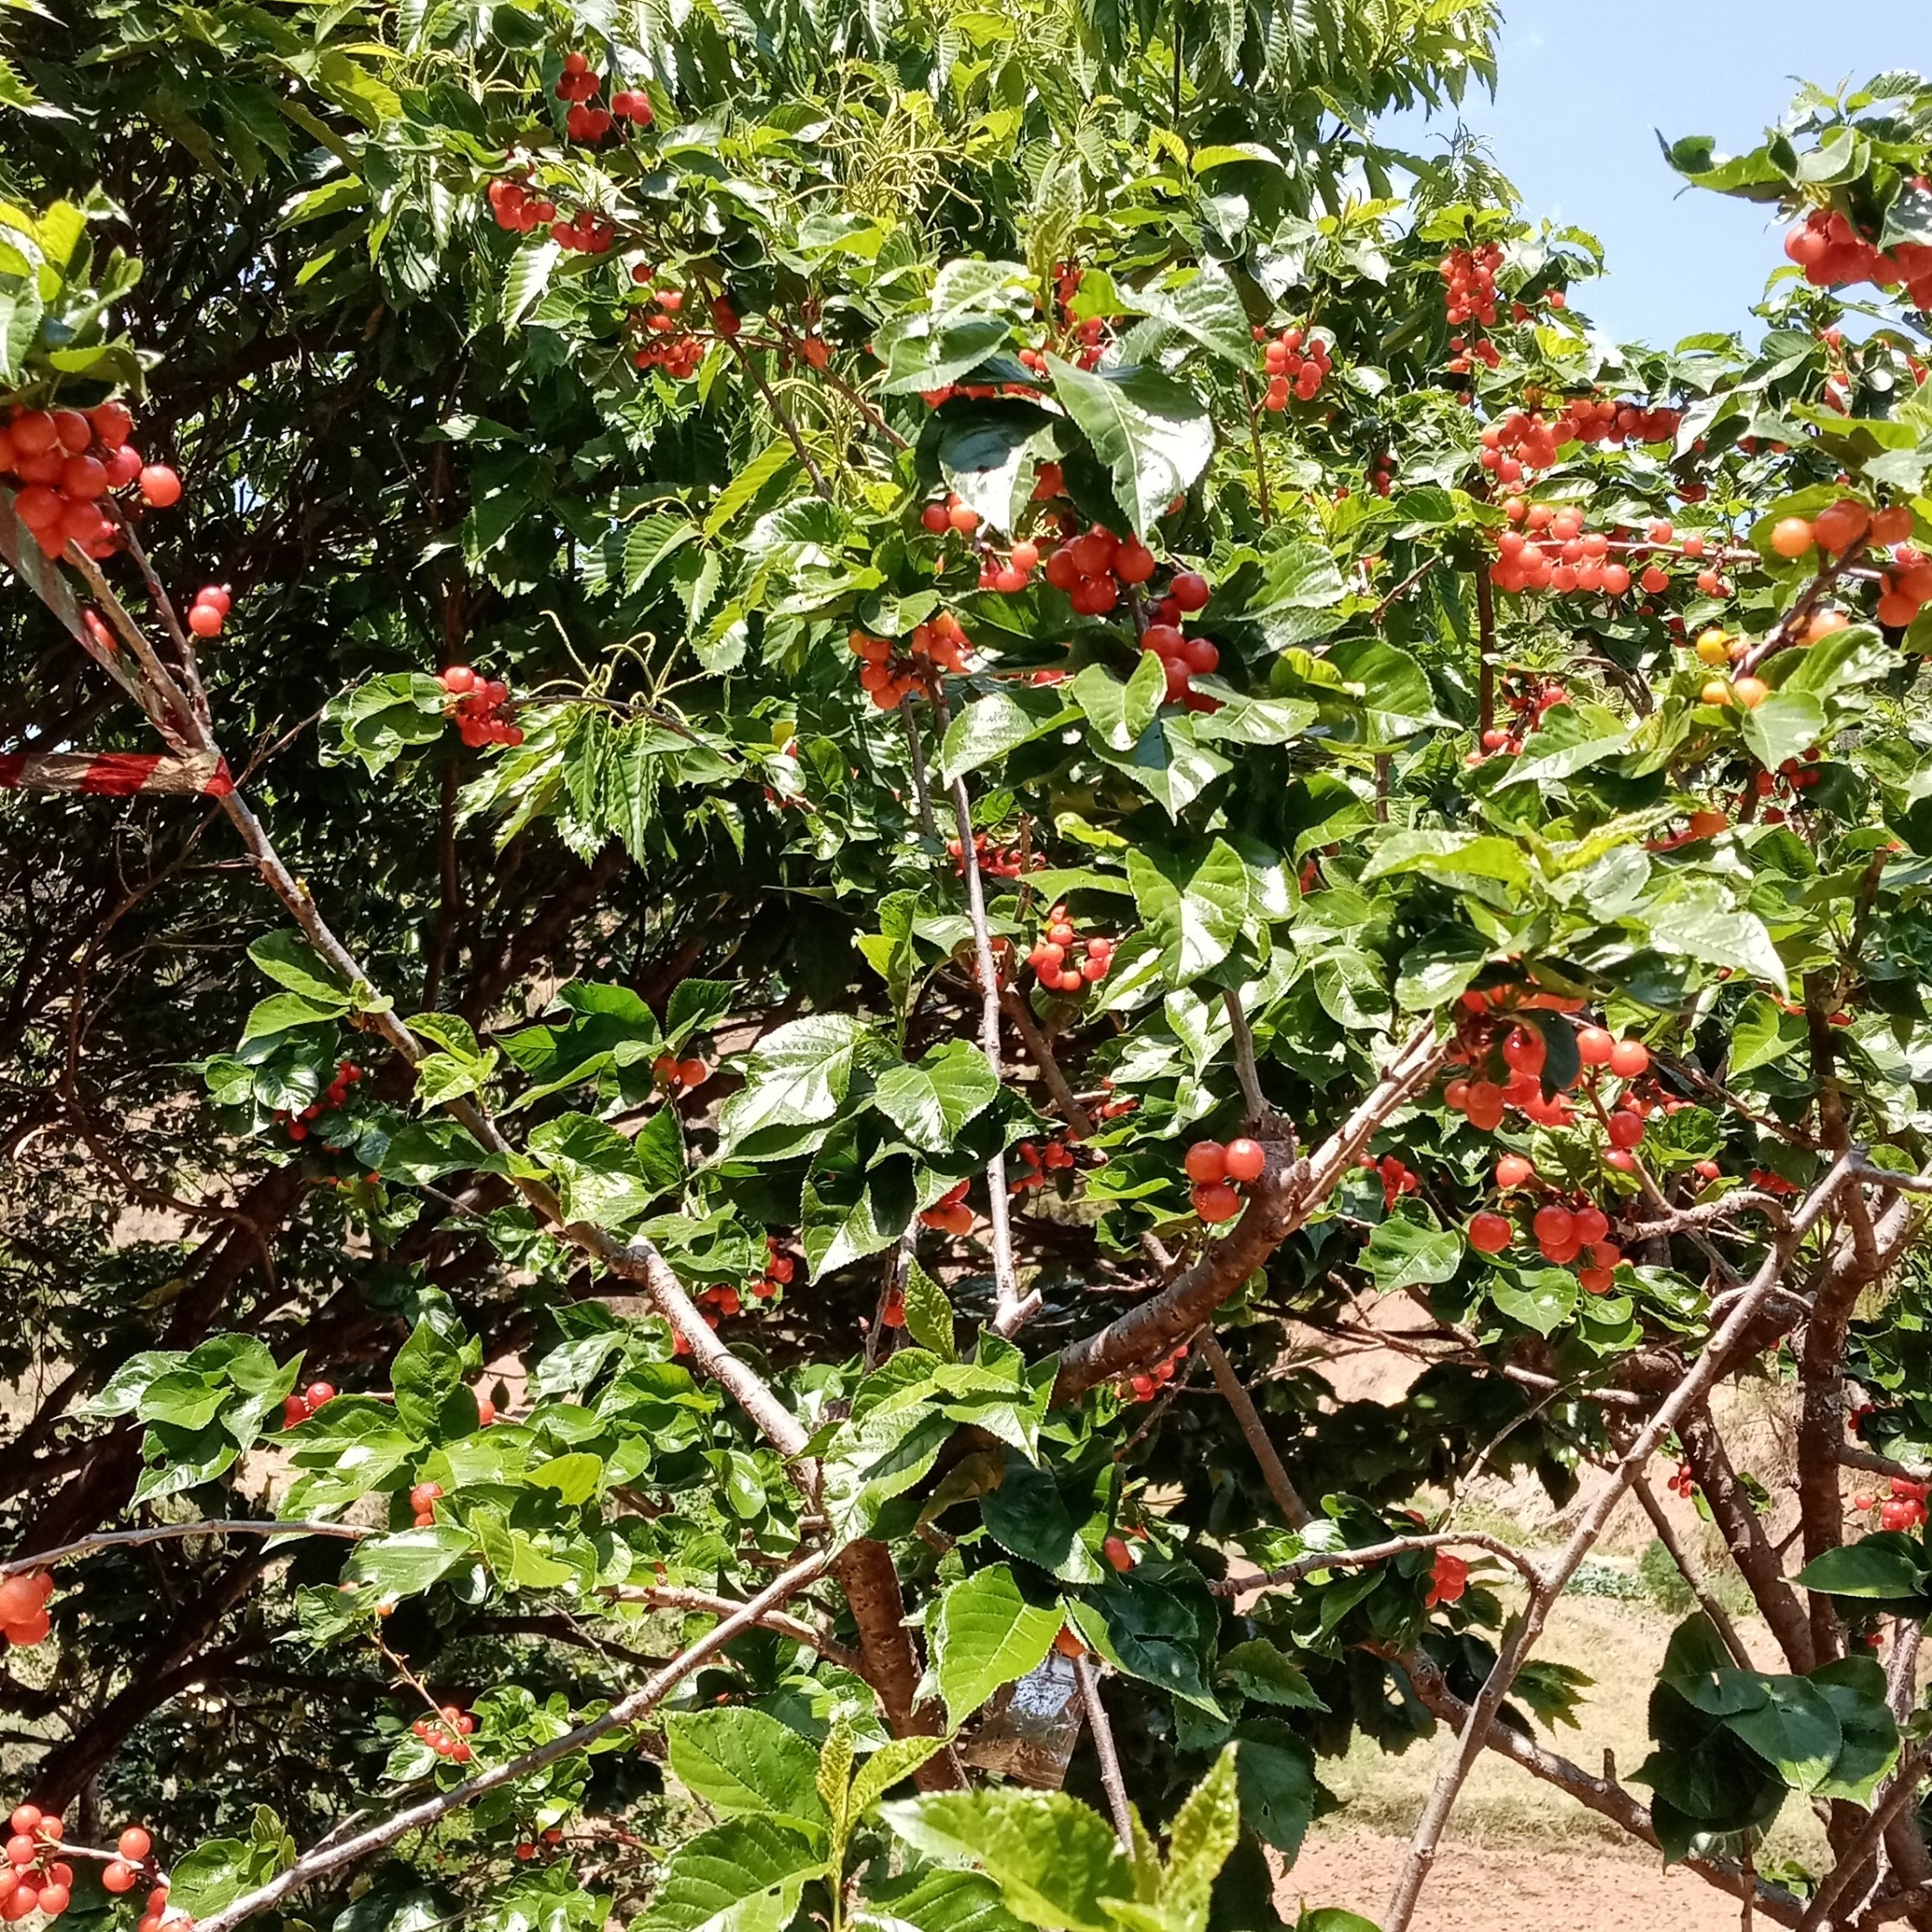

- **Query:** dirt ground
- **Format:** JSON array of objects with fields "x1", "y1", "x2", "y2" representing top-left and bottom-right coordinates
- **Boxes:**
[{"x1": 1280, "y1": 1830, "x2": 1758, "y2": 1930}]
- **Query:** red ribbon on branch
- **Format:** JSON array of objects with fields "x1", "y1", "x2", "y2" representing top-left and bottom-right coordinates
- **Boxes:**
[{"x1": 0, "y1": 749, "x2": 232, "y2": 796}]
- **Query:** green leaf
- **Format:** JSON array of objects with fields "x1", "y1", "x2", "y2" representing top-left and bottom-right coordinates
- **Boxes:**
[
  {"x1": 901, "y1": 1257, "x2": 956, "y2": 1362},
  {"x1": 1217, "y1": 1641, "x2": 1325, "y2": 1710},
  {"x1": 1490, "y1": 1269, "x2": 1578, "y2": 1338},
  {"x1": 1740, "y1": 691, "x2": 1827, "y2": 772},
  {"x1": 502, "y1": 239, "x2": 560, "y2": 329},
  {"x1": 1126, "y1": 841, "x2": 1249, "y2": 982},
  {"x1": 1241, "y1": 542, "x2": 1349, "y2": 651},
  {"x1": 239, "y1": 990, "x2": 348, "y2": 1043},
  {"x1": 1362, "y1": 829, "x2": 1530, "y2": 895},
  {"x1": 1162, "y1": 1747, "x2": 1241, "y2": 1923},
  {"x1": 703, "y1": 443, "x2": 794, "y2": 538},
  {"x1": 1363, "y1": 1208, "x2": 1463, "y2": 1291},
  {"x1": 1809, "y1": 1656, "x2": 1902, "y2": 1804},
  {"x1": 857, "y1": 1870, "x2": 1032, "y2": 1932},
  {"x1": 1724, "y1": 1675, "x2": 1841, "y2": 1794},
  {"x1": 850, "y1": 1737, "x2": 947, "y2": 1817},
  {"x1": 390, "y1": 1319, "x2": 465, "y2": 1439},
  {"x1": 527, "y1": 1112, "x2": 672, "y2": 1227},
  {"x1": 1730, "y1": 994, "x2": 1808, "y2": 1077},
  {"x1": 939, "y1": 687, "x2": 1077, "y2": 785},
  {"x1": 1639, "y1": 882, "x2": 1789, "y2": 995},
  {"x1": 718, "y1": 1016, "x2": 875, "y2": 1145},
  {"x1": 1795, "y1": 1535, "x2": 1932, "y2": 1602},
  {"x1": 666, "y1": 1708, "x2": 829, "y2": 1830},
  {"x1": 249, "y1": 932, "x2": 351, "y2": 1004},
  {"x1": 880, "y1": 1789, "x2": 1131, "y2": 1932},
  {"x1": 638, "y1": 1818, "x2": 826, "y2": 1932},
  {"x1": 1071, "y1": 654, "x2": 1167, "y2": 753},
  {"x1": 1128, "y1": 263, "x2": 1253, "y2": 368},
  {"x1": 1233, "y1": 1720, "x2": 1317, "y2": 1860},
  {"x1": 1045, "y1": 355, "x2": 1215, "y2": 537},
  {"x1": 939, "y1": 406, "x2": 1057, "y2": 534},
  {"x1": 874, "y1": 1042, "x2": 1001, "y2": 1153},
  {"x1": 880, "y1": 317, "x2": 1014, "y2": 396},
  {"x1": 933, "y1": 1565, "x2": 1064, "y2": 1730},
  {"x1": 982, "y1": 1455, "x2": 1103, "y2": 1584}
]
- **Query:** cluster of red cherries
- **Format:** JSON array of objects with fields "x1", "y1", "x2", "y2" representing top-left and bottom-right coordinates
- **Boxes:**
[
  {"x1": 1424, "y1": 1550, "x2": 1470, "y2": 1610},
  {"x1": 1474, "y1": 674, "x2": 1570, "y2": 760},
  {"x1": 1124, "y1": 1338, "x2": 1190, "y2": 1404},
  {"x1": 1182, "y1": 1134, "x2": 1268, "y2": 1225},
  {"x1": 946, "y1": 830, "x2": 1043, "y2": 880},
  {"x1": 849, "y1": 613, "x2": 972, "y2": 709},
  {"x1": 1440, "y1": 243, "x2": 1503, "y2": 328},
  {"x1": 1358, "y1": 1150, "x2": 1420, "y2": 1213},
  {"x1": 1784, "y1": 200, "x2": 1932, "y2": 311},
  {"x1": 1012, "y1": 263, "x2": 1109, "y2": 376},
  {"x1": 747, "y1": 1236, "x2": 797, "y2": 1302},
  {"x1": 1026, "y1": 904, "x2": 1115, "y2": 995},
  {"x1": 1255, "y1": 325, "x2": 1331, "y2": 408},
  {"x1": 628, "y1": 280, "x2": 708, "y2": 379},
  {"x1": 0, "y1": 1573, "x2": 51, "y2": 1651},
  {"x1": 552, "y1": 48, "x2": 653, "y2": 142},
  {"x1": 485, "y1": 170, "x2": 619, "y2": 253},
  {"x1": 270, "y1": 1058, "x2": 362, "y2": 1148},
  {"x1": 1, "y1": 1811, "x2": 162, "y2": 1923},
  {"x1": 1771, "y1": 499, "x2": 1931, "y2": 630},
  {"x1": 1852, "y1": 1475, "x2": 1930, "y2": 1533},
  {"x1": 1039, "y1": 522, "x2": 1169, "y2": 616},
  {"x1": 438, "y1": 666, "x2": 523, "y2": 748},
  {"x1": 1011, "y1": 1135, "x2": 1078, "y2": 1197},
  {"x1": 1469, "y1": 1185, "x2": 1624, "y2": 1294},
  {"x1": 410, "y1": 1705, "x2": 476, "y2": 1763},
  {"x1": 281, "y1": 1377, "x2": 340, "y2": 1430},
  {"x1": 918, "y1": 1179, "x2": 972, "y2": 1236},
  {"x1": 3, "y1": 401, "x2": 181, "y2": 561},
  {"x1": 649, "y1": 1052, "x2": 711, "y2": 1092},
  {"x1": 1666, "y1": 1460, "x2": 1698, "y2": 1501},
  {"x1": 409, "y1": 1479, "x2": 444, "y2": 1528},
  {"x1": 1089, "y1": 1077, "x2": 1138, "y2": 1123}
]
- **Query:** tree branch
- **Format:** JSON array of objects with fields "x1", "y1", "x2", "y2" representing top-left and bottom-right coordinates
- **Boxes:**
[{"x1": 1197, "y1": 1333, "x2": 1308, "y2": 1528}]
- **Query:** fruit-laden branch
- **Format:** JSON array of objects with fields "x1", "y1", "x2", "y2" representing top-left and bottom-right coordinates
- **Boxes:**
[
  {"x1": 1391, "y1": 1644, "x2": 1805, "y2": 1927},
  {"x1": 185, "y1": 1545, "x2": 836, "y2": 1932},
  {"x1": 43, "y1": 550, "x2": 959, "y2": 1782},
  {"x1": 1052, "y1": 1020, "x2": 1451, "y2": 1402},
  {"x1": 1382, "y1": 1148, "x2": 1865, "y2": 1932}
]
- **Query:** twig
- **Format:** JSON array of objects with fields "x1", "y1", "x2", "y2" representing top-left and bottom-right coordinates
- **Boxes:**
[
  {"x1": 721, "y1": 333, "x2": 831, "y2": 501},
  {"x1": 1197, "y1": 1333, "x2": 1307, "y2": 1528},
  {"x1": 1211, "y1": 1528, "x2": 1541, "y2": 1598},
  {"x1": 1473, "y1": 562, "x2": 1497, "y2": 739},
  {"x1": 926, "y1": 689, "x2": 1030, "y2": 1335},
  {"x1": 1072, "y1": 1651, "x2": 1134, "y2": 1852},
  {"x1": 1630, "y1": 1472, "x2": 1753, "y2": 1669},
  {"x1": 3, "y1": 1518, "x2": 369, "y2": 1574},
  {"x1": 1370, "y1": 557, "x2": 1439, "y2": 626},
  {"x1": 1221, "y1": 988, "x2": 1272, "y2": 1126},
  {"x1": 187, "y1": 1547, "x2": 837, "y2": 1932},
  {"x1": 898, "y1": 693, "x2": 937, "y2": 840},
  {"x1": 1001, "y1": 989, "x2": 1095, "y2": 1138},
  {"x1": 610, "y1": 1580, "x2": 862, "y2": 1673}
]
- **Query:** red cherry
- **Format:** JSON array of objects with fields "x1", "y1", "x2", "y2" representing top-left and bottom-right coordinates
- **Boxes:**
[
  {"x1": 1192, "y1": 1181, "x2": 1242, "y2": 1223},
  {"x1": 1183, "y1": 1141, "x2": 1227, "y2": 1184},
  {"x1": 187, "y1": 602, "x2": 223, "y2": 639},
  {"x1": 1468, "y1": 1211, "x2": 1513, "y2": 1254},
  {"x1": 103, "y1": 1865, "x2": 137, "y2": 1896},
  {"x1": 1494, "y1": 1153, "x2": 1535, "y2": 1189},
  {"x1": 137, "y1": 464, "x2": 182, "y2": 507},
  {"x1": 1607, "y1": 1111, "x2": 1644, "y2": 1150},
  {"x1": 1103, "y1": 1534, "x2": 1134, "y2": 1573},
  {"x1": 678, "y1": 1058, "x2": 710, "y2": 1089},
  {"x1": 1532, "y1": 1204, "x2": 1576, "y2": 1250},
  {"x1": 1223, "y1": 1137, "x2": 1266, "y2": 1184},
  {"x1": 116, "y1": 1827, "x2": 151, "y2": 1864},
  {"x1": 1168, "y1": 570, "x2": 1211, "y2": 612},
  {"x1": 1607, "y1": 1039, "x2": 1649, "y2": 1078},
  {"x1": 475, "y1": 1395, "x2": 498, "y2": 1425},
  {"x1": 305, "y1": 1381, "x2": 336, "y2": 1407},
  {"x1": 1574, "y1": 1026, "x2": 1615, "y2": 1067}
]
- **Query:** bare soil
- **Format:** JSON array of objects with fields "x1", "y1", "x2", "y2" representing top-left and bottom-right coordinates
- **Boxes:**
[{"x1": 1280, "y1": 1829, "x2": 1758, "y2": 1930}]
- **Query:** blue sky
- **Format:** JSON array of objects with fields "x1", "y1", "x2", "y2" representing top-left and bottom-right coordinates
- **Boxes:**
[{"x1": 1381, "y1": 1, "x2": 1921, "y2": 350}]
